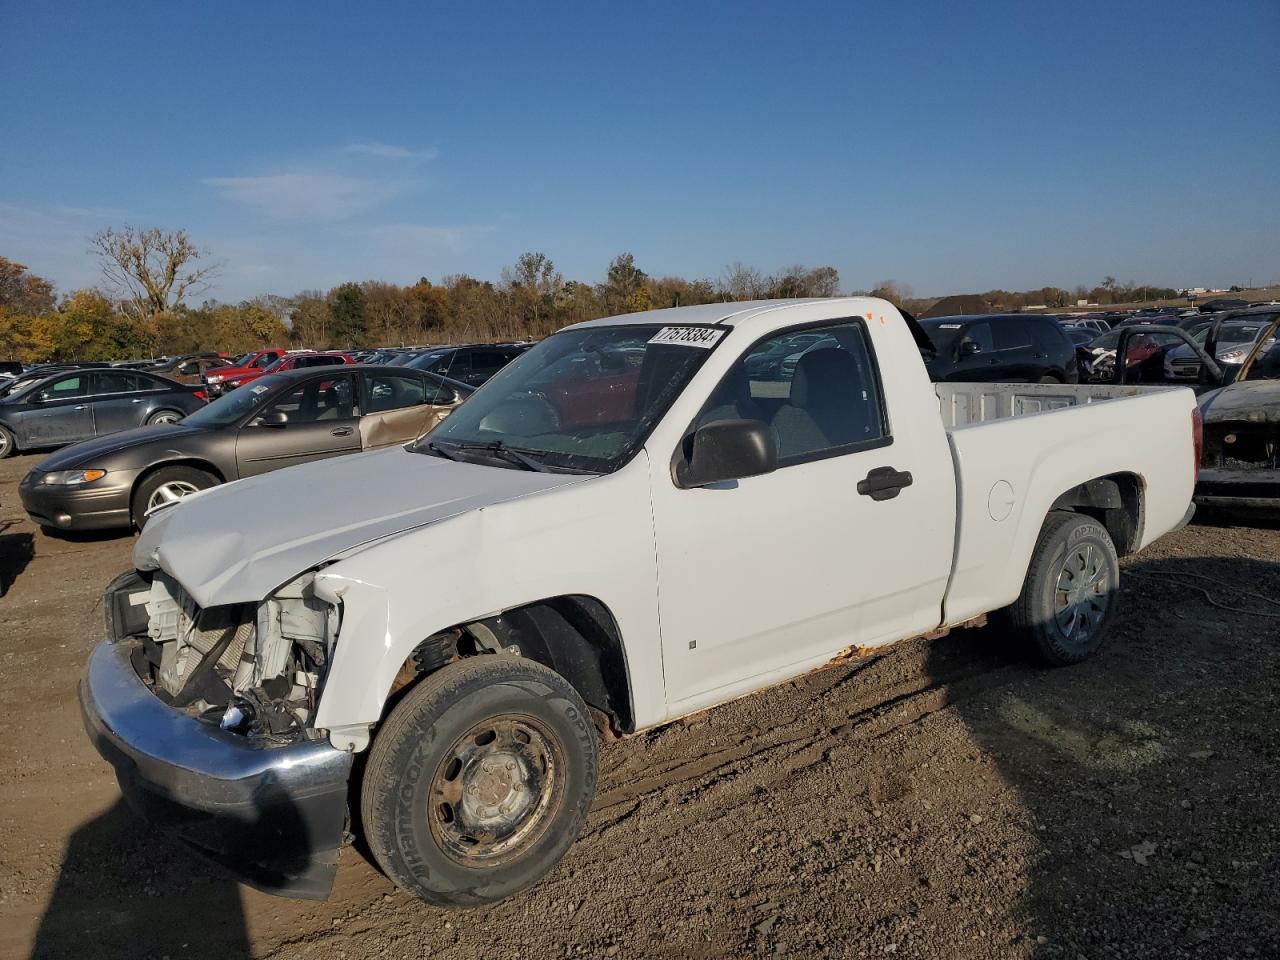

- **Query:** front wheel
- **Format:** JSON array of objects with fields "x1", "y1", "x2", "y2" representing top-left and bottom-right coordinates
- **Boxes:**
[
  {"x1": 1003, "y1": 511, "x2": 1120, "y2": 665},
  {"x1": 361, "y1": 656, "x2": 598, "y2": 907},
  {"x1": 146, "y1": 409, "x2": 183, "y2": 425},
  {"x1": 0, "y1": 424, "x2": 16, "y2": 459},
  {"x1": 131, "y1": 465, "x2": 217, "y2": 528}
]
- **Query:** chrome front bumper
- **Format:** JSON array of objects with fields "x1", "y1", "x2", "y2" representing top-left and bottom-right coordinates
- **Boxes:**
[{"x1": 79, "y1": 640, "x2": 354, "y2": 899}]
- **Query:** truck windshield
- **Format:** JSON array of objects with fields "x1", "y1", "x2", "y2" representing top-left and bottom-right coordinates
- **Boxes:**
[{"x1": 414, "y1": 325, "x2": 722, "y2": 473}]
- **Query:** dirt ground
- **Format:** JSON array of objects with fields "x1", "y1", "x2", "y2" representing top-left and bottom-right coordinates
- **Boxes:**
[{"x1": 1, "y1": 450, "x2": 1277, "y2": 960}]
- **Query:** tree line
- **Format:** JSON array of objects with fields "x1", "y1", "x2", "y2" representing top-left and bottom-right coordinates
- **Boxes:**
[{"x1": 0, "y1": 226, "x2": 1182, "y2": 364}]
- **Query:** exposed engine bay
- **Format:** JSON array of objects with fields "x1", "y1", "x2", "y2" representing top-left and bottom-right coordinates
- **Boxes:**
[{"x1": 130, "y1": 571, "x2": 338, "y2": 742}]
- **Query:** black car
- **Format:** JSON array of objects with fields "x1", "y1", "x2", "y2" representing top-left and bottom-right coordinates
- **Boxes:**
[
  {"x1": 405, "y1": 343, "x2": 532, "y2": 386},
  {"x1": 921, "y1": 314, "x2": 1079, "y2": 383},
  {"x1": 19, "y1": 365, "x2": 472, "y2": 531},
  {"x1": 0, "y1": 368, "x2": 207, "y2": 459}
]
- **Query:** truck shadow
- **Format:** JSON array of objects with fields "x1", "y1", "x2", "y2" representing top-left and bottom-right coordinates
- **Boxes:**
[
  {"x1": 29, "y1": 800, "x2": 251, "y2": 959},
  {"x1": 0, "y1": 525, "x2": 34, "y2": 596},
  {"x1": 928, "y1": 554, "x2": 1280, "y2": 957}
]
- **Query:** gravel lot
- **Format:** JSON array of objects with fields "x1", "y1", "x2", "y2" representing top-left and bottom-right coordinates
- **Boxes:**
[{"x1": 1, "y1": 450, "x2": 1277, "y2": 960}]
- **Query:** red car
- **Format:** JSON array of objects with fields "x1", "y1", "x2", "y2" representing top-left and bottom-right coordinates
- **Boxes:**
[
  {"x1": 202, "y1": 348, "x2": 289, "y2": 396},
  {"x1": 221, "y1": 351, "x2": 356, "y2": 392}
]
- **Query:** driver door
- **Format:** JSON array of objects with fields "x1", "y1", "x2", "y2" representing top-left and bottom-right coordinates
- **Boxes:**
[
  {"x1": 235, "y1": 374, "x2": 361, "y2": 477},
  {"x1": 649, "y1": 320, "x2": 956, "y2": 708},
  {"x1": 21, "y1": 373, "x2": 95, "y2": 446}
]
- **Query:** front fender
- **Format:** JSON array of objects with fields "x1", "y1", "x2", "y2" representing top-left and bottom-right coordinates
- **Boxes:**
[{"x1": 310, "y1": 455, "x2": 666, "y2": 742}]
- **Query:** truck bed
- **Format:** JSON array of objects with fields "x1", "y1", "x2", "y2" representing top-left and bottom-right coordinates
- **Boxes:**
[
  {"x1": 936, "y1": 382, "x2": 1177, "y2": 429},
  {"x1": 935, "y1": 380, "x2": 1196, "y2": 629}
]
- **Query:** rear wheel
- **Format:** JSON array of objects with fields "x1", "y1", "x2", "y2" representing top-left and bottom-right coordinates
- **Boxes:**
[
  {"x1": 1004, "y1": 511, "x2": 1119, "y2": 665},
  {"x1": 131, "y1": 465, "x2": 217, "y2": 528},
  {"x1": 361, "y1": 656, "x2": 598, "y2": 907},
  {"x1": 146, "y1": 409, "x2": 183, "y2": 425},
  {"x1": 0, "y1": 424, "x2": 16, "y2": 459}
]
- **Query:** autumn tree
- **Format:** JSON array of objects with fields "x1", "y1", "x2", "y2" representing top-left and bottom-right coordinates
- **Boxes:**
[
  {"x1": 0, "y1": 257, "x2": 56, "y2": 315},
  {"x1": 870, "y1": 279, "x2": 912, "y2": 307},
  {"x1": 405, "y1": 279, "x2": 450, "y2": 342},
  {"x1": 601, "y1": 253, "x2": 650, "y2": 314},
  {"x1": 720, "y1": 262, "x2": 764, "y2": 301},
  {"x1": 503, "y1": 252, "x2": 562, "y2": 333},
  {"x1": 91, "y1": 226, "x2": 218, "y2": 322},
  {"x1": 766, "y1": 265, "x2": 841, "y2": 299},
  {"x1": 650, "y1": 276, "x2": 718, "y2": 309},
  {"x1": 328, "y1": 282, "x2": 368, "y2": 346}
]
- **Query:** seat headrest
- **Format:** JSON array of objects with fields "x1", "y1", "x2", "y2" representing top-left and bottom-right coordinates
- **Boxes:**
[{"x1": 790, "y1": 348, "x2": 859, "y2": 408}]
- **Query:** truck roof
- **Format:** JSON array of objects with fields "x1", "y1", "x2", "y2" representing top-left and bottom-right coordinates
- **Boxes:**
[{"x1": 566, "y1": 297, "x2": 889, "y2": 331}]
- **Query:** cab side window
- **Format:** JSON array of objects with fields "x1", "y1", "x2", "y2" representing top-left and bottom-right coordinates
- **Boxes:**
[{"x1": 698, "y1": 321, "x2": 888, "y2": 464}]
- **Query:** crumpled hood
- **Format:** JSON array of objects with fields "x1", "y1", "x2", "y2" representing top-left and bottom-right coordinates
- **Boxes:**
[
  {"x1": 134, "y1": 446, "x2": 590, "y2": 608},
  {"x1": 35, "y1": 423, "x2": 207, "y2": 471},
  {"x1": 1198, "y1": 380, "x2": 1280, "y2": 423}
]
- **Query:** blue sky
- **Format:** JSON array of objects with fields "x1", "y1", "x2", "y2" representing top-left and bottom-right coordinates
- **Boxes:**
[{"x1": 2, "y1": 0, "x2": 1277, "y2": 302}]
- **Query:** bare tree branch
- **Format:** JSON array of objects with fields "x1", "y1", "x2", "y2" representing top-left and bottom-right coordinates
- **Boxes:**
[{"x1": 91, "y1": 226, "x2": 220, "y2": 321}]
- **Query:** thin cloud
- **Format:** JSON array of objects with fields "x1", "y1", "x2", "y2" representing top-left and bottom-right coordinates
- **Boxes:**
[
  {"x1": 206, "y1": 172, "x2": 400, "y2": 221},
  {"x1": 361, "y1": 223, "x2": 491, "y2": 253},
  {"x1": 341, "y1": 142, "x2": 439, "y2": 162}
]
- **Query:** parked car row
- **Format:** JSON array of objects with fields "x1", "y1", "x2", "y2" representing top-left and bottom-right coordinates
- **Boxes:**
[
  {"x1": 20, "y1": 365, "x2": 472, "y2": 531},
  {"x1": 0, "y1": 368, "x2": 207, "y2": 459},
  {"x1": 11, "y1": 307, "x2": 1280, "y2": 539}
]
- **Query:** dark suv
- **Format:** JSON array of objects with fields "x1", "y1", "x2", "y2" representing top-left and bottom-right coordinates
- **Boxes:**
[
  {"x1": 921, "y1": 314, "x2": 1079, "y2": 383},
  {"x1": 405, "y1": 342, "x2": 531, "y2": 386}
]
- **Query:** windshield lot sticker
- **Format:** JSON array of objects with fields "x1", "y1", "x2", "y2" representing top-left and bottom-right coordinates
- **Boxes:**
[
  {"x1": 251, "y1": 384, "x2": 270, "y2": 394},
  {"x1": 649, "y1": 327, "x2": 725, "y2": 348}
]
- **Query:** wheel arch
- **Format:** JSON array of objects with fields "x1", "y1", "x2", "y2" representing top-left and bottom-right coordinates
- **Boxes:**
[
  {"x1": 387, "y1": 594, "x2": 635, "y2": 736},
  {"x1": 130, "y1": 458, "x2": 226, "y2": 520},
  {"x1": 1046, "y1": 471, "x2": 1145, "y2": 556}
]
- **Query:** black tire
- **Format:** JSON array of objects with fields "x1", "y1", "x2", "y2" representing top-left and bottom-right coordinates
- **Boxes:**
[
  {"x1": 361, "y1": 656, "x2": 598, "y2": 907},
  {"x1": 1004, "y1": 511, "x2": 1120, "y2": 666},
  {"x1": 146, "y1": 409, "x2": 184, "y2": 426},
  {"x1": 0, "y1": 424, "x2": 16, "y2": 459},
  {"x1": 1038, "y1": 374, "x2": 1062, "y2": 384},
  {"x1": 131, "y1": 465, "x2": 217, "y2": 528}
]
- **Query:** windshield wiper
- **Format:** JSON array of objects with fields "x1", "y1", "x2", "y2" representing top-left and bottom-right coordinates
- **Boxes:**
[
  {"x1": 429, "y1": 439, "x2": 550, "y2": 472},
  {"x1": 425, "y1": 441, "x2": 464, "y2": 461}
]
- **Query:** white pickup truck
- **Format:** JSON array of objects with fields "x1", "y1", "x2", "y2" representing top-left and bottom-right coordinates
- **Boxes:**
[{"x1": 81, "y1": 298, "x2": 1199, "y2": 904}]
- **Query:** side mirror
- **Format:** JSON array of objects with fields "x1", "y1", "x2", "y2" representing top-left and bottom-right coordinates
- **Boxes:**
[
  {"x1": 254, "y1": 410, "x2": 288, "y2": 428},
  {"x1": 959, "y1": 340, "x2": 982, "y2": 357},
  {"x1": 675, "y1": 419, "x2": 776, "y2": 489}
]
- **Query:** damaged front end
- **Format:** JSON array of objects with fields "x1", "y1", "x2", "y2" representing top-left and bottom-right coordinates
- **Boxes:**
[
  {"x1": 1196, "y1": 383, "x2": 1280, "y2": 515},
  {"x1": 83, "y1": 568, "x2": 354, "y2": 899},
  {"x1": 137, "y1": 570, "x2": 337, "y2": 740}
]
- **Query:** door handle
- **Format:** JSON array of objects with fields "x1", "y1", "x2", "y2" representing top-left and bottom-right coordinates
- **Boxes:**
[
  {"x1": 857, "y1": 466, "x2": 913, "y2": 501},
  {"x1": 331, "y1": 427, "x2": 353, "y2": 437},
  {"x1": 73, "y1": 405, "x2": 87, "y2": 411},
  {"x1": 132, "y1": 398, "x2": 145, "y2": 403}
]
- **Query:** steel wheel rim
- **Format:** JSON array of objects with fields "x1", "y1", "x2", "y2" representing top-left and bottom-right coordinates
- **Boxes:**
[
  {"x1": 147, "y1": 480, "x2": 200, "y2": 511},
  {"x1": 0, "y1": 431, "x2": 8, "y2": 455},
  {"x1": 1054, "y1": 542, "x2": 1110, "y2": 642},
  {"x1": 151, "y1": 412, "x2": 180, "y2": 424},
  {"x1": 427, "y1": 713, "x2": 564, "y2": 866}
]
